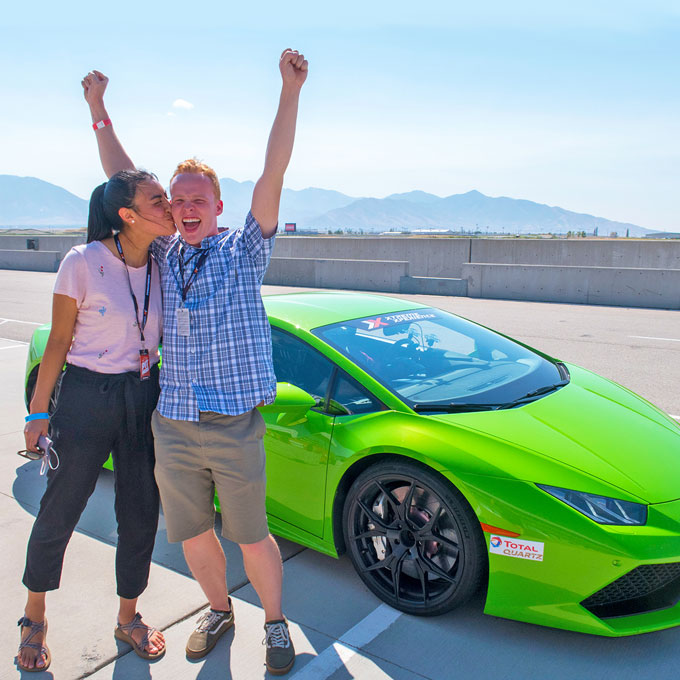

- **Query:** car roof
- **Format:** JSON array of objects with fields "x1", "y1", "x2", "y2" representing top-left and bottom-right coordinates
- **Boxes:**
[{"x1": 263, "y1": 292, "x2": 428, "y2": 330}]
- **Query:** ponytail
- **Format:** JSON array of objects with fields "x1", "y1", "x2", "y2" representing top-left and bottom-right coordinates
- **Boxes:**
[
  {"x1": 86, "y1": 170, "x2": 158, "y2": 243},
  {"x1": 87, "y1": 183, "x2": 116, "y2": 243}
]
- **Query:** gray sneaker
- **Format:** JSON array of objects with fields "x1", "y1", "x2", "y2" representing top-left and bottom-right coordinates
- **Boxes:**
[
  {"x1": 186, "y1": 601, "x2": 234, "y2": 659},
  {"x1": 263, "y1": 619, "x2": 295, "y2": 675}
]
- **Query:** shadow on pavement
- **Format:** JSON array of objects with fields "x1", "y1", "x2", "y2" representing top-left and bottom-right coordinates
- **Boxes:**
[
  {"x1": 192, "y1": 629, "x2": 233, "y2": 680},
  {"x1": 365, "y1": 586, "x2": 680, "y2": 680},
  {"x1": 12, "y1": 461, "x2": 192, "y2": 577},
  {"x1": 110, "y1": 638, "x2": 153, "y2": 680},
  {"x1": 12, "y1": 460, "x2": 303, "y2": 592}
]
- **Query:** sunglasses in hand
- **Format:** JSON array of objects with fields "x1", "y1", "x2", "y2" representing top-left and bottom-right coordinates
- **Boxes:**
[{"x1": 17, "y1": 435, "x2": 60, "y2": 475}]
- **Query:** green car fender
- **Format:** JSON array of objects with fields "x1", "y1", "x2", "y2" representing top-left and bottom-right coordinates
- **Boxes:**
[{"x1": 24, "y1": 324, "x2": 51, "y2": 406}]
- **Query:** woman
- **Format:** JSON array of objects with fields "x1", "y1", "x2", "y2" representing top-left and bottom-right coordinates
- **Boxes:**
[{"x1": 18, "y1": 169, "x2": 176, "y2": 671}]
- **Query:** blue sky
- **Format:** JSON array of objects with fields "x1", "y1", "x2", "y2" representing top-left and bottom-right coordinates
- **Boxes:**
[{"x1": 1, "y1": 0, "x2": 678, "y2": 230}]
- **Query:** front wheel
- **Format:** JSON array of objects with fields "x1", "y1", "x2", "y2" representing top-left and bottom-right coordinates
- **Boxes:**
[{"x1": 343, "y1": 460, "x2": 486, "y2": 616}]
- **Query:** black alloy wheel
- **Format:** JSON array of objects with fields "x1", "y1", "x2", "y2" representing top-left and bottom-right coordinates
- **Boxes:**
[{"x1": 343, "y1": 460, "x2": 486, "y2": 616}]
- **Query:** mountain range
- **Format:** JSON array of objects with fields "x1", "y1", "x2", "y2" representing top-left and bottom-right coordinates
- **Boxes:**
[
  {"x1": 0, "y1": 175, "x2": 93, "y2": 227},
  {"x1": 0, "y1": 174, "x2": 654, "y2": 236}
]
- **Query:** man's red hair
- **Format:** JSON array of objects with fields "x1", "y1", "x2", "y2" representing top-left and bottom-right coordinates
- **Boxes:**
[{"x1": 170, "y1": 158, "x2": 221, "y2": 200}]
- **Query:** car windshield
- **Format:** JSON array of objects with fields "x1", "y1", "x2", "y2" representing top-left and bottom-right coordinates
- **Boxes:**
[{"x1": 313, "y1": 308, "x2": 566, "y2": 411}]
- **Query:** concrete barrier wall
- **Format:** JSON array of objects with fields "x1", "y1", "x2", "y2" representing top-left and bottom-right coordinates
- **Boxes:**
[
  {"x1": 399, "y1": 276, "x2": 468, "y2": 296},
  {"x1": 273, "y1": 237, "x2": 472, "y2": 277},
  {"x1": 266, "y1": 239, "x2": 680, "y2": 308},
  {"x1": 0, "y1": 249, "x2": 61, "y2": 273},
  {"x1": 264, "y1": 257, "x2": 410, "y2": 292},
  {"x1": 0, "y1": 235, "x2": 85, "y2": 257},
  {"x1": 464, "y1": 263, "x2": 680, "y2": 309},
  {"x1": 3, "y1": 232, "x2": 679, "y2": 309},
  {"x1": 275, "y1": 236, "x2": 680, "y2": 272},
  {"x1": 470, "y1": 239, "x2": 680, "y2": 269}
]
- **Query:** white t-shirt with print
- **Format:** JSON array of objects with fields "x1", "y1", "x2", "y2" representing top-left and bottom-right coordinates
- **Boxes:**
[{"x1": 53, "y1": 240, "x2": 162, "y2": 374}]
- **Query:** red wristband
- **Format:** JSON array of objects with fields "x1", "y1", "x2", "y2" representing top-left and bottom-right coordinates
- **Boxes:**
[{"x1": 92, "y1": 119, "x2": 112, "y2": 131}]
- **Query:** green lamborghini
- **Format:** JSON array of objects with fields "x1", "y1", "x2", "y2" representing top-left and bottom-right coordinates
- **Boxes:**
[{"x1": 24, "y1": 292, "x2": 680, "y2": 637}]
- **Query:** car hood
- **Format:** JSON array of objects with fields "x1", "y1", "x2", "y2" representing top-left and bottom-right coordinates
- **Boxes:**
[{"x1": 429, "y1": 365, "x2": 680, "y2": 504}]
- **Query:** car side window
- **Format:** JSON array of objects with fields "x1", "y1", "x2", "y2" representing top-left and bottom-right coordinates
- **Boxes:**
[
  {"x1": 271, "y1": 327, "x2": 335, "y2": 405},
  {"x1": 330, "y1": 371, "x2": 385, "y2": 415}
]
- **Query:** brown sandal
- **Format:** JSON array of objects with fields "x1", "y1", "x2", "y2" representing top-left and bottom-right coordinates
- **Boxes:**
[
  {"x1": 17, "y1": 616, "x2": 51, "y2": 673},
  {"x1": 114, "y1": 612, "x2": 165, "y2": 660}
]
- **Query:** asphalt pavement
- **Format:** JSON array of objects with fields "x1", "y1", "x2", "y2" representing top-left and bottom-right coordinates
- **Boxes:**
[{"x1": 1, "y1": 270, "x2": 679, "y2": 680}]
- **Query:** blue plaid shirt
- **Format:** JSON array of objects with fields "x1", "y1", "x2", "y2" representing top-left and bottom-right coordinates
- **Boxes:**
[{"x1": 151, "y1": 212, "x2": 277, "y2": 421}]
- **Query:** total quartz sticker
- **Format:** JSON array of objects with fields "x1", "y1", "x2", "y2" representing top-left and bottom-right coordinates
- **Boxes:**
[{"x1": 489, "y1": 536, "x2": 544, "y2": 561}]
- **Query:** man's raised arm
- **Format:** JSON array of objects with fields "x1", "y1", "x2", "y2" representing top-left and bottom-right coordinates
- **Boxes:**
[
  {"x1": 82, "y1": 70, "x2": 136, "y2": 178},
  {"x1": 251, "y1": 49, "x2": 308, "y2": 238}
]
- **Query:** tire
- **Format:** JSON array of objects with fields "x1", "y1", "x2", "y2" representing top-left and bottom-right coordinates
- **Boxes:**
[
  {"x1": 343, "y1": 459, "x2": 486, "y2": 616},
  {"x1": 25, "y1": 365, "x2": 61, "y2": 415}
]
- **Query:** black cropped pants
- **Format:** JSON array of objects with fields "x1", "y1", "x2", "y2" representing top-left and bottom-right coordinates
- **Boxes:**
[{"x1": 23, "y1": 363, "x2": 160, "y2": 599}]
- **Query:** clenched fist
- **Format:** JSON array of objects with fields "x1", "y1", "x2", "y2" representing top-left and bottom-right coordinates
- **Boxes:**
[
  {"x1": 280, "y1": 49, "x2": 308, "y2": 89},
  {"x1": 81, "y1": 70, "x2": 109, "y2": 106}
]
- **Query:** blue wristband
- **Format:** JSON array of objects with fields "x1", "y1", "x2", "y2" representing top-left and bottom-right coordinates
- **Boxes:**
[{"x1": 25, "y1": 413, "x2": 50, "y2": 422}]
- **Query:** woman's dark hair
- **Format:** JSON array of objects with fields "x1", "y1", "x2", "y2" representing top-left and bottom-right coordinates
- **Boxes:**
[{"x1": 87, "y1": 169, "x2": 158, "y2": 243}]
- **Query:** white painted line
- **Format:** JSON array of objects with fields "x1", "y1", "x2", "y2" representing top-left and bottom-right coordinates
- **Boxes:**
[
  {"x1": 290, "y1": 604, "x2": 402, "y2": 680},
  {"x1": 0, "y1": 317, "x2": 43, "y2": 325},
  {"x1": 0, "y1": 336, "x2": 29, "y2": 351},
  {"x1": 338, "y1": 604, "x2": 402, "y2": 648},
  {"x1": 629, "y1": 335, "x2": 680, "y2": 343},
  {"x1": 0, "y1": 337, "x2": 28, "y2": 344},
  {"x1": 671, "y1": 415, "x2": 680, "y2": 421}
]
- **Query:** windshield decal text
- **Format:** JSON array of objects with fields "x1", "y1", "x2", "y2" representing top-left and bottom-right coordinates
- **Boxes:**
[{"x1": 359, "y1": 311, "x2": 437, "y2": 330}]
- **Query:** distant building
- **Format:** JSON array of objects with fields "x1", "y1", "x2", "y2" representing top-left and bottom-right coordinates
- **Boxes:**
[
  {"x1": 411, "y1": 229, "x2": 456, "y2": 235},
  {"x1": 280, "y1": 224, "x2": 320, "y2": 235},
  {"x1": 645, "y1": 232, "x2": 680, "y2": 239}
]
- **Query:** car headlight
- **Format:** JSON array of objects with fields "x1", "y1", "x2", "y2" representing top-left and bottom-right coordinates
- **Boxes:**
[{"x1": 537, "y1": 484, "x2": 647, "y2": 526}]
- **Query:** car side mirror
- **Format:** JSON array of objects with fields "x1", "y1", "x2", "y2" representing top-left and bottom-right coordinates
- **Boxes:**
[{"x1": 257, "y1": 382, "x2": 316, "y2": 423}]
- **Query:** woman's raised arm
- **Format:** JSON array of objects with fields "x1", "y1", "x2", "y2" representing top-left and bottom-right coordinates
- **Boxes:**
[{"x1": 82, "y1": 70, "x2": 136, "y2": 178}]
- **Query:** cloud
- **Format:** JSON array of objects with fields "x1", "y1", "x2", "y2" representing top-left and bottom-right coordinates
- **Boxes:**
[{"x1": 172, "y1": 98, "x2": 195, "y2": 110}]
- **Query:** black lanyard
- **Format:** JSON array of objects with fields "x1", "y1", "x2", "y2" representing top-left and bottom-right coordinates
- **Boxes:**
[
  {"x1": 113, "y1": 234, "x2": 153, "y2": 345},
  {"x1": 177, "y1": 244, "x2": 211, "y2": 303}
]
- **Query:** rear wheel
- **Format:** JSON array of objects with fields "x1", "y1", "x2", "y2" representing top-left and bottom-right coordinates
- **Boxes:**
[
  {"x1": 25, "y1": 366, "x2": 61, "y2": 415},
  {"x1": 343, "y1": 460, "x2": 486, "y2": 616}
]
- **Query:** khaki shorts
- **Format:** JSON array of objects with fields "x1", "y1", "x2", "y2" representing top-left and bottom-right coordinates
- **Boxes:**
[{"x1": 151, "y1": 408, "x2": 269, "y2": 544}]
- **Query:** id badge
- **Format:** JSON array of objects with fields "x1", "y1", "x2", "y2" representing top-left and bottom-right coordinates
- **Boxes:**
[
  {"x1": 177, "y1": 306, "x2": 190, "y2": 337},
  {"x1": 139, "y1": 349, "x2": 150, "y2": 381}
]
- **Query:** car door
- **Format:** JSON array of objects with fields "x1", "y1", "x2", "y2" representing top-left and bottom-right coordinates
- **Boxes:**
[{"x1": 264, "y1": 327, "x2": 336, "y2": 537}]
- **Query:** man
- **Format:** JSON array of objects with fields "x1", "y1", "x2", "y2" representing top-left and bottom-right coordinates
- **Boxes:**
[{"x1": 82, "y1": 49, "x2": 308, "y2": 675}]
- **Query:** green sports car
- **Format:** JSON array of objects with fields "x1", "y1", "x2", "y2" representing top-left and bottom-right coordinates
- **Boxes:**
[{"x1": 24, "y1": 292, "x2": 680, "y2": 637}]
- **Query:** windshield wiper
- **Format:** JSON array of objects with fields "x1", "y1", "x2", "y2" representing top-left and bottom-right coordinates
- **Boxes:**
[
  {"x1": 495, "y1": 380, "x2": 570, "y2": 409},
  {"x1": 412, "y1": 403, "x2": 502, "y2": 413},
  {"x1": 412, "y1": 379, "x2": 570, "y2": 414}
]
